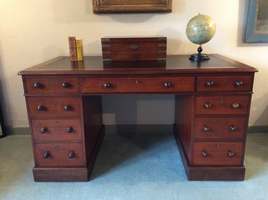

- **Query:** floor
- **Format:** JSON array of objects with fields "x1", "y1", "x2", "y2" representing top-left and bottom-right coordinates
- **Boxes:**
[{"x1": 0, "y1": 132, "x2": 268, "y2": 200}]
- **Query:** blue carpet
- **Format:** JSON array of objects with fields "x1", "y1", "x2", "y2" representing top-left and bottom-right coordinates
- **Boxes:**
[{"x1": 0, "y1": 133, "x2": 268, "y2": 200}]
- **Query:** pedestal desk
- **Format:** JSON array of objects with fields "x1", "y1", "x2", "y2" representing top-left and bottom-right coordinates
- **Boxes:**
[{"x1": 19, "y1": 55, "x2": 257, "y2": 181}]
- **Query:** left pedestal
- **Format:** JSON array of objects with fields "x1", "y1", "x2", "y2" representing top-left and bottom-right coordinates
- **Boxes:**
[{"x1": 22, "y1": 76, "x2": 103, "y2": 182}]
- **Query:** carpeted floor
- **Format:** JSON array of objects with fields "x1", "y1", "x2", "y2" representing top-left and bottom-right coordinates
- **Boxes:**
[{"x1": 0, "y1": 132, "x2": 268, "y2": 200}]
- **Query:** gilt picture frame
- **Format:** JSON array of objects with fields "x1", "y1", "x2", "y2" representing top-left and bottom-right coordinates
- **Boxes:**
[
  {"x1": 245, "y1": 0, "x2": 268, "y2": 43},
  {"x1": 93, "y1": 0, "x2": 172, "y2": 14}
]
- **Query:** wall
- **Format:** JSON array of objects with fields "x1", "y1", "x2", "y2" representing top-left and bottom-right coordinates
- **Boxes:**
[{"x1": 0, "y1": 0, "x2": 267, "y2": 127}]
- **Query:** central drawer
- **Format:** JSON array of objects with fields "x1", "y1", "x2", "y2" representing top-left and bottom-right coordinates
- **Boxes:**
[{"x1": 80, "y1": 77, "x2": 194, "y2": 93}]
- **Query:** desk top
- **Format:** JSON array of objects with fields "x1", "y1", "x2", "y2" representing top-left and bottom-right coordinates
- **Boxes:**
[{"x1": 19, "y1": 54, "x2": 257, "y2": 76}]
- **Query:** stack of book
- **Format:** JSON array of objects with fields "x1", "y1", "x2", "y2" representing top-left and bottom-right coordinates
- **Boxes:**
[{"x1": 68, "y1": 37, "x2": 84, "y2": 62}]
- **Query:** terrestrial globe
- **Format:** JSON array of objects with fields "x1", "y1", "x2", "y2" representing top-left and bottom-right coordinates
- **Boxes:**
[{"x1": 186, "y1": 14, "x2": 216, "y2": 62}]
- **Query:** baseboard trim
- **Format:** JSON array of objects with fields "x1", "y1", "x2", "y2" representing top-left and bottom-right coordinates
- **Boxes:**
[
  {"x1": 6, "y1": 127, "x2": 31, "y2": 135},
  {"x1": 5, "y1": 125, "x2": 268, "y2": 136},
  {"x1": 105, "y1": 124, "x2": 173, "y2": 135},
  {"x1": 247, "y1": 126, "x2": 268, "y2": 133}
]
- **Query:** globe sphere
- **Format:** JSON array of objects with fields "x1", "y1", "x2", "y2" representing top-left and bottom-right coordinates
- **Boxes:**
[{"x1": 186, "y1": 14, "x2": 216, "y2": 45}]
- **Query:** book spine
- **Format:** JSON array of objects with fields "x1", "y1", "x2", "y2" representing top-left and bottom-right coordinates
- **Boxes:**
[
  {"x1": 76, "y1": 40, "x2": 84, "y2": 61},
  {"x1": 68, "y1": 37, "x2": 77, "y2": 62}
]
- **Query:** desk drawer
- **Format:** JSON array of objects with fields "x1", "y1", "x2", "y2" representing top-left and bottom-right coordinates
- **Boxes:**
[
  {"x1": 197, "y1": 76, "x2": 253, "y2": 92},
  {"x1": 194, "y1": 117, "x2": 247, "y2": 140},
  {"x1": 80, "y1": 77, "x2": 194, "y2": 93},
  {"x1": 24, "y1": 77, "x2": 79, "y2": 95},
  {"x1": 27, "y1": 97, "x2": 81, "y2": 118},
  {"x1": 34, "y1": 143, "x2": 85, "y2": 167},
  {"x1": 192, "y1": 142, "x2": 243, "y2": 166},
  {"x1": 32, "y1": 119, "x2": 82, "y2": 142},
  {"x1": 195, "y1": 95, "x2": 250, "y2": 115}
]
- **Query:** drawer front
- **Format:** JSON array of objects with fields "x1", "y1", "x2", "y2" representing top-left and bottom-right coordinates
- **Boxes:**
[
  {"x1": 197, "y1": 76, "x2": 253, "y2": 92},
  {"x1": 80, "y1": 77, "x2": 194, "y2": 93},
  {"x1": 34, "y1": 143, "x2": 85, "y2": 167},
  {"x1": 24, "y1": 77, "x2": 79, "y2": 95},
  {"x1": 194, "y1": 118, "x2": 247, "y2": 140},
  {"x1": 195, "y1": 95, "x2": 250, "y2": 115},
  {"x1": 27, "y1": 97, "x2": 81, "y2": 118},
  {"x1": 32, "y1": 119, "x2": 82, "y2": 142},
  {"x1": 192, "y1": 142, "x2": 243, "y2": 166}
]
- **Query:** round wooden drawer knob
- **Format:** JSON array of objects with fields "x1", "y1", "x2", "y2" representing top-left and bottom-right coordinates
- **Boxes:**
[
  {"x1": 68, "y1": 151, "x2": 76, "y2": 159},
  {"x1": 234, "y1": 80, "x2": 244, "y2": 87},
  {"x1": 66, "y1": 127, "x2": 74, "y2": 133},
  {"x1": 205, "y1": 80, "x2": 215, "y2": 87},
  {"x1": 40, "y1": 127, "x2": 48, "y2": 134},
  {"x1": 64, "y1": 105, "x2": 73, "y2": 111},
  {"x1": 37, "y1": 105, "x2": 47, "y2": 112},
  {"x1": 43, "y1": 151, "x2": 51, "y2": 159},
  {"x1": 201, "y1": 150, "x2": 209, "y2": 158},
  {"x1": 163, "y1": 81, "x2": 173, "y2": 88},
  {"x1": 231, "y1": 103, "x2": 241, "y2": 109},
  {"x1": 203, "y1": 103, "x2": 213, "y2": 109},
  {"x1": 62, "y1": 82, "x2": 71, "y2": 88},
  {"x1": 103, "y1": 83, "x2": 113, "y2": 88},
  {"x1": 203, "y1": 126, "x2": 211, "y2": 133},
  {"x1": 33, "y1": 82, "x2": 43, "y2": 89},
  {"x1": 227, "y1": 151, "x2": 236, "y2": 158},
  {"x1": 229, "y1": 125, "x2": 238, "y2": 132}
]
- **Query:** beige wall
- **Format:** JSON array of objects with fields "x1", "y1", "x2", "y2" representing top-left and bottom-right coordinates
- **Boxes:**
[{"x1": 0, "y1": 0, "x2": 267, "y2": 127}]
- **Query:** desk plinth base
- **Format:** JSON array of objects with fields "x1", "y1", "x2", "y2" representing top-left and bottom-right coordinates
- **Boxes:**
[
  {"x1": 33, "y1": 167, "x2": 90, "y2": 182},
  {"x1": 175, "y1": 136, "x2": 245, "y2": 181}
]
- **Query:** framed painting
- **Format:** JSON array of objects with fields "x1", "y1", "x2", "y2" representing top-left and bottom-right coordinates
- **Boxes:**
[
  {"x1": 93, "y1": 0, "x2": 172, "y2": 14},
  {"x1": 245, "y1": 0, "x2": 268, "y2": 43}
]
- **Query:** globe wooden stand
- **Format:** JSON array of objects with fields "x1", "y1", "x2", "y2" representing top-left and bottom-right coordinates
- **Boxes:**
[{"x1": 189, "y1": 45, "x2": 210, "y2": 63}]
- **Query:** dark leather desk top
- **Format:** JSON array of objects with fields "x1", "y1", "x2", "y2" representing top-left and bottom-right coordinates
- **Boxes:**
[{"x1": 19, "y1": 54, "x2": 257, "y2": 76}]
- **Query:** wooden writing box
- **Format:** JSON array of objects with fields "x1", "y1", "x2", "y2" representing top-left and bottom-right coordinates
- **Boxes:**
[{"x1": 101, "y1": 37, "x2": 167, "y2": 62}]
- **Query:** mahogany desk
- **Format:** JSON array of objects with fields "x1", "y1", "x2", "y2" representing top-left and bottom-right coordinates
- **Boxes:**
[{"x1": 19, "y1": 55, "x2": 257, "y2": 181}]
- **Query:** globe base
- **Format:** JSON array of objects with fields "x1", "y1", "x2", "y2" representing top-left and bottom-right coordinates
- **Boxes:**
[{"x1": 189, "y1": 46, "x2": 210, "y2": 63}]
